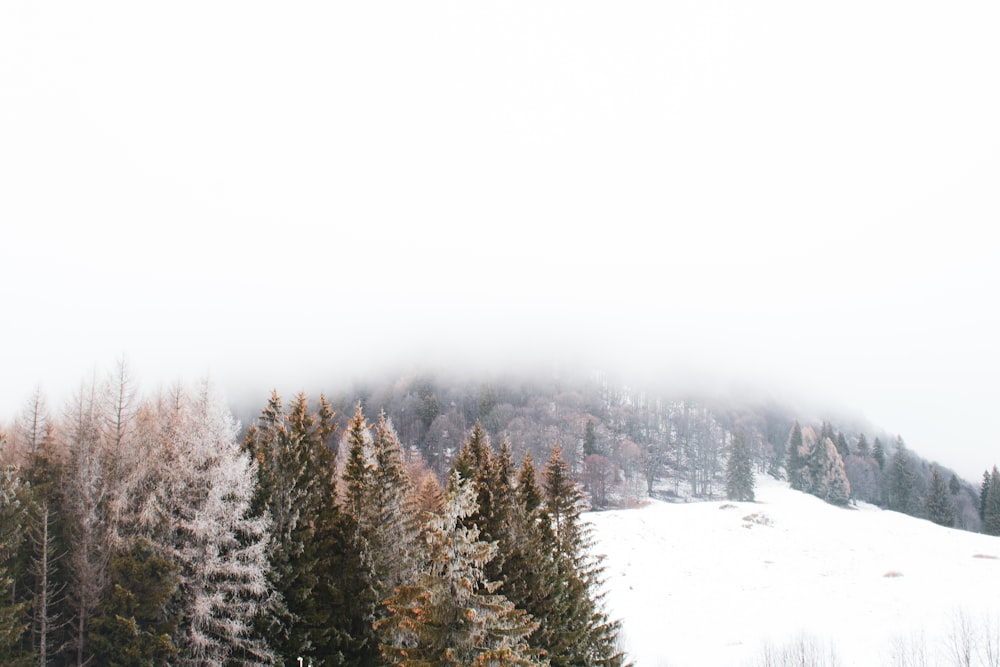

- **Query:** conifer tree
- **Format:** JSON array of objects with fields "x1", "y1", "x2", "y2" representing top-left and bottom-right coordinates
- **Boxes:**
[
  {"x1": 980, "y1": 470, "x2": 991, "y2": 521},
  {"x1": 377, "y1": 472, "x2": 544, "y2": 666},
  {"x1": 835, "y1": 432, "x2": 850, "y2": 460},
  {"x1": 985, "y1": 466, "x2": 1000, "y2": 537},
  {"x1": 888, "y1": 441, "x2": 916, "y2": 514},
  {"x1": 856, "y1": 433, "x2": 870, "y2": 458},
  {"x1": 786, "y1": 422, "x2": 805, "y2": 490},
  {"x1": 872, "y1": 438, "x2": 886, "y2": 471},
  {"x1": 542, "y1": 444, "x2": 626, "y2": 667},
  {"x1": 88, "y1": 538, "x2": 180, "y2": 666},
  {"x1": 924, "y1": 466, "x2": 955, "y2": 527},
  {"x1": 726, "y1": 428, "x2": 755, "y2": 502},
  {"x1": 146, "y1": 382, "x2": 276, "y2": 666},
  {"x1": 342, "y1": 406, "x2": 421, "y2": 659},
  {"x1": 246, "y1": 393, "x2": 364, "y2": 665},
  {"x1": 805, "y1": 437, "x2": 850, "y2": 506},
  {"x1": 949, "y1": 473, "x2": 961, "y2": 496},
  {"x1": 0, "y1": 463, "x2": 31, "y2": 664}
]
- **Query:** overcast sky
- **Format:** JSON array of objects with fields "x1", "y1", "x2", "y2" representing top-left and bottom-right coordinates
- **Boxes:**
[{"x1": 2, "y1": 1, "x2": 998, "y2": 480}]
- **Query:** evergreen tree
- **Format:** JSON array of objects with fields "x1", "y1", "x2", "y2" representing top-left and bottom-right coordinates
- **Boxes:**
[
  {"x1": 856, "y1": 433, "x2": 870, "y2": 458},
  {"x1": 835, "y1": 432, "x2": 850, "y2": 460},
  {"x1": 872, "y1": 438, "x2": 886, "y2": 470},
  {"x1": 342, "y1": 406, "x2": 421, "y2": 660},
  {"x1": 377, "y1": 472, "x2": 544, "y2": 666},
  {"x1": 980, "y1": 470, "x2": 991, "y2": 522},
  {"x1": 583, "y1": 420, "x2": 599, "y2": 457},
  {"x1": 888, "y1": 442, "x2": 916, "y2": 514},
  {"x1": 805, "y1": 437, "x2": 850, "y2": 506},
  {"x1": 924, "y1": 466, "x2": 955, "y2": 527},
  {"x1": 0, "y1": 463, "x2": 31, "y2": 665},
  {"x1": 147, "y1": 382, "x2": 276, "y2": 666},
  {"x1": 542, "y1": 444, "x2": 626, "y2": 667},
  {"x1": 247, "y1": 393, "x2": 364, "y2": 665},
  {"x1": 88, "y1": 539, "x2": 180, "y2": 666},
  {"x1": 725, "y1": 428, "x2": 755, "y2": 502},
  {"x1": 786, "y1": 422, "x2": 805, "y2": 491},
  {"x1": 985, "y1": 466, "x2": 1000, "y2": 537},
  {"x1": 949, "y1": 473, "x2": 961, "y2": 496}
]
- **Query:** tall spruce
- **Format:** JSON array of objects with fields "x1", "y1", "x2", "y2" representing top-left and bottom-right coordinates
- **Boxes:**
[
  {"x1": 726, "y1": 428, "x2": 755, "y2": 502},
  {"x1": 872, "y1": 438, "x2": 886, "y2": 471},
  {"x1": 542, "y1": 444, "x2": 626, "y2": 667},
  {"x1": 984, "y1": 466, "x2": 1000, "y2": 537},
  {"x1": 342, "y1": 406, "x2": 421, "y2": 659},
  {"x1": 246, "y1": 392, "x2": 364, "y2": 665},
  {"x1": 888, "y1": 441, "x2": 916, "y2": 514},
  {"x1": 980, "y1": 470, "x2": 991, "y2": 522},
  {"x1": 924, "y1": 466, "x2": 955, "y2": 527},
  {"x1": 786, "y1": 421, "x2": 805, "y2": 490},
  {"x1": 377, "y1": 472, "x2": 543, "y2": 666}
]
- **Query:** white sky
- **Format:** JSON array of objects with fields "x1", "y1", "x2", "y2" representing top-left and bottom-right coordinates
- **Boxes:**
[{"x1": 2, "y1": 1, "x2": 998, "y2": 480}]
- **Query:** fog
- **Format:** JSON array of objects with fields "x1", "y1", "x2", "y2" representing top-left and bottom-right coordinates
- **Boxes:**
[{"x1": 2, "y1": 1, "x2": 998, "y2": 481}]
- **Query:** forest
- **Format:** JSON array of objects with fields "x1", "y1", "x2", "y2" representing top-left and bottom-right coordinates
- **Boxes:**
[{"x1": 1, "y1": 364, "x2": 999, "y2": 666}]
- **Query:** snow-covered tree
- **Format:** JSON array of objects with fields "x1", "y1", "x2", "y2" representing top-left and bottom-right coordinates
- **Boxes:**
[
  {"x1": 726, "y1": 428, "x2": 755, "y2": 502},
  {"x1": 146, "y1": 382, "x2": 275, "y2": 666},
  {"x1": 985, "y1": 466, "x2": 1000, "y2": 537},
  {"x1": 924, "y1": 466, "x2": 955, "y2": 527},
  {"x1": 377, "y1": 472, "x2": 544, "y2": 666}
]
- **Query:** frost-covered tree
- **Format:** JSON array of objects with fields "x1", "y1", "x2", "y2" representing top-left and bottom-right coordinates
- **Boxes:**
[
  {"x1": 377, "y1": 472, "x2": 543, "y2": 666},
  {"x1": 924, "y1": 466, "x2": 955, "y2": 527},
  {"x1": 145, "y1": 382, "x2": 275, "y2": 666},
  {"x1": 872, "y1": 437, "x2": 887, "y2": 471},
  {"x1": 342, "y1": 406, "x2": 421, "y2": 659},
  {"x1": 726, "y1": 428, "x2": 755, "y2": 502},
  {"x1": 0, "y1": 462, "x2": 30, "y2": 663},
  {"x1": 805, "y1": 437, "x2": 850, "y2": 506}
]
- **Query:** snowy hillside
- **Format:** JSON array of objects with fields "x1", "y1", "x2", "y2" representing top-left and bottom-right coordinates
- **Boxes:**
[{"x1": 588, "y1": 475, "x2": 1000, "y2": 666}]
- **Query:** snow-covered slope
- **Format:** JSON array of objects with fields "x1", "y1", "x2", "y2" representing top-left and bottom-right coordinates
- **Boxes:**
[{"x1": 587, "y1": 475, "x2": 1000, "y2": 666}]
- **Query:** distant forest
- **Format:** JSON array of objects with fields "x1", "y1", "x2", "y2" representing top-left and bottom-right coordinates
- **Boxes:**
[{"x1": 259, "y1": 369, "x2": 991, "y2": 531}]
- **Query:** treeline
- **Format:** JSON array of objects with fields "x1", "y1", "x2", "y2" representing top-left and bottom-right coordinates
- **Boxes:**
[
  {"x1": 780, "y1": 420, "x2": 989, "y2": 531},
  {"x1": 306, "y1": 373, "x2": 995, "y2": 533},
  {"x1": 0, "y1": 366, "x2": 627, "y2": 666}
]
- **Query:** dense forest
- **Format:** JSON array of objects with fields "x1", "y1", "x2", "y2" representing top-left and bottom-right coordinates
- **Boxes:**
[
  {"x1": 0, "y1": 365, "x2": 625, "y2": 666},
  {"x1": 1, "y1": 365, "x2": 998, "y2": 666}
]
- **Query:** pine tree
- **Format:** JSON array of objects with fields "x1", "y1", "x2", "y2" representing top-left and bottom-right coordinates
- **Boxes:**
[
  {"x1": 949, "y1": 473, "x2": 961, "y2": 496},
  {"x1": 980, "y1": 470, "x2": 991, "y2": 522},
  {"x1": 888, "y1": 441, "x2": 916, "y2": 514},
  {"x1": 542, "y1": 444, "x2": 626, "y2": 667},
  {"x1": 835, "y1": 432, "x2": 850, "y2": 460},
  {"x1": 786, "y1": 422, "x2": 804, "y2": 490},
  {"x1": 377, "y1": 472, "x2": 544, "y2": 666},
  {"x1": 872, "y1": 438, "x2": 886, "y2": 471},
  {"x1": 246, "y1": 393, "x2": 364, "y2": 665},
  {"x1": 725, "y1": 428, "x2": 755, "y2": 502},
  {"x1": 88, "y1": 538, "x2": 180, "y2": 666},
  {"x1": 583, "y1": 420, "x2": 599, "y2": 457},
  {"x1": 148, "y1": 382, "x2": 276, "y2": 666},
  {"x1": 0, "y1": 463, "x2": 31, "y2": 664},
  {"x1": 924, "y1": 466, "x2": 955, "y2": 527},
  {"x1": 856, "y1": 433, "x2": 870, "y2": 458},
  {"x1": 985, "y1": 466, "x2": 1000, "y2": 537},
  {"x1": 342, "y1": 406, "x2": 422, "y2": 659}
]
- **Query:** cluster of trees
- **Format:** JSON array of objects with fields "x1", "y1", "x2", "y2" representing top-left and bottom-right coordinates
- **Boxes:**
[
  {"x1": 310, "y1": 373, "x2": 991, "y2": 534},
  {"x1": 980, "y1": 467, "x2": 1000, "y2": 536},
  {"x1": 0, "y1": 366, "x2": 626, "y2": 666},
  {"x1": 777, "y1": 420, "x2": 987, "y2": 531}
]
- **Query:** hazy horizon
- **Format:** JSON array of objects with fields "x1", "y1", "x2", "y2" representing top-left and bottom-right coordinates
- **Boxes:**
[{"x1": 3, "y1": 1, "x2": 998, "y2": 482}]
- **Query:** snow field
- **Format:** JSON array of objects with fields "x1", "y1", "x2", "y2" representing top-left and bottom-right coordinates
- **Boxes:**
[{"x1": 587, "y1": 475, "x2": 1000, "y2": 666}]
